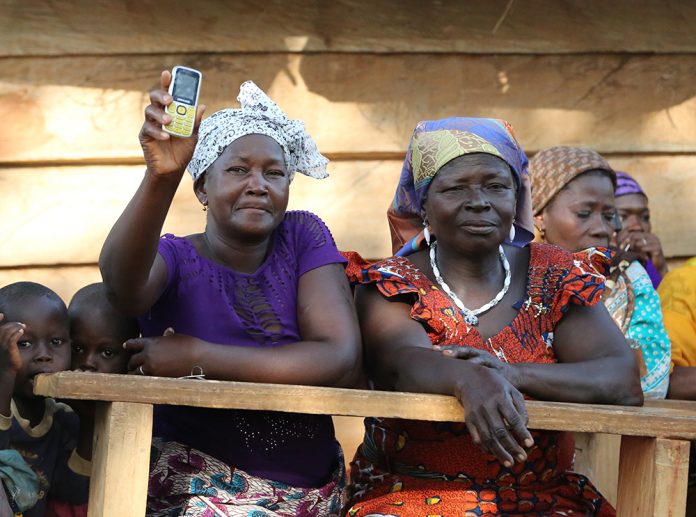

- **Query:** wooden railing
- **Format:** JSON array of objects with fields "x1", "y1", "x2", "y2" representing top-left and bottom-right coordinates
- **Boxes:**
[{"x1": 35, "y1": 372, "x2": 696, "y2": 517}]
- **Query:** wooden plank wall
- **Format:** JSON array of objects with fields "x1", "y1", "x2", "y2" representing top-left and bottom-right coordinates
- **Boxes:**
[
  {"x1": 2, "y1": 0, "x2": 696, "y2": 304},
  {"x1": 3, "y1": 0, "x2": 695, "y2": 494}
]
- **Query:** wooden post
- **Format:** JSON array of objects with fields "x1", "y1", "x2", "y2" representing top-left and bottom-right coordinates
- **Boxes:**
[
  {"x1": 616, "y1": 436, "x2": 690, "y2": 517},
  {"x1": 87, "y1": 401, "x2": 153, "y2": 517},
  {"x1": 573, "y1": 432, "x2": 621, "y2": 505}
]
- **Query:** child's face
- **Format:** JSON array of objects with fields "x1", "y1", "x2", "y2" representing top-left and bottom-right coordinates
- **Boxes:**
[
  {"x1": 5, "y1": 297, "x2": 71, "y2": 400},
  {"x1": 70, "y1": 309, "x2": 129, "y2": 374}
]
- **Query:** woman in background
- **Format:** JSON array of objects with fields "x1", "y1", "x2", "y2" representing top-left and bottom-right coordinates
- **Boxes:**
[{"x1": 530, "y1": 146, "x2": 670, "y2": 399}]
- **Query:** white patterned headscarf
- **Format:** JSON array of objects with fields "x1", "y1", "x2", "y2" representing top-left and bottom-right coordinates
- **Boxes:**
[{"x1": 187, "y1": 81, "x2": 329, "y2": 182}]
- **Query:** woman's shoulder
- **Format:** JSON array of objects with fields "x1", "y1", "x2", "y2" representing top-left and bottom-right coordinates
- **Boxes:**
[
  {"x1": 281, "y1": 210, "x2": 329, "y2": 231},
  {"x1": 529, "y1": 242, "x2": 611, "y2": 276},
  {"x1": 659, "y1": 262, "x2": 696, "y2": 300},
  {"x1": 157, "y1": 233, "x2": 204, "y2": 260},
  {"x1": 344, "y1": 252, "x2": 428, "y2": 290},
  {"x1": 159, "y1": 232, "x2": 200, "y2": 246},
  {"x1": 528, "y1": 241, "x2": 577, "y2": 267},
  {"x1": 280, "y1": 210, "x2": 337, "y2": 247},
  {"x1": 526, "y1": 243, "x2": 610, "y2": 315},
  {"x1": 625, "y1": 260, "x2": 652, "y2": 286}
]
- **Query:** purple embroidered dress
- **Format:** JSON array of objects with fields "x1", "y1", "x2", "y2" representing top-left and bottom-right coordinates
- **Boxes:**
[{"x1": 138, "y1": 210, "x2": 347, "y2": 488}]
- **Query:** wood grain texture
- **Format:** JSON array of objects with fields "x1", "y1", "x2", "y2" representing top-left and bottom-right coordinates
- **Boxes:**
[
  {"x1": 0, "y1": 166, "x2": 202, "y2": 268},
  {"x1": 2, "y1": 155, "x2": 695, "y2": 270},
  {"x1": 573, "y1": 433, "x2": 620, "y2": 506},
  {"x1": 3, "y1": 53, "x2": 696, "y2": 164},
  {"x1": 0, "y1": 266, "x2": 102, "y2": 302},
  {"x1": 88, "y1": 401, "x2": 153, "y2": 517},
  {"x1": 0, "y1": 162, "x2": 397, "y2": 267},
  {"x1": 616, "y1": 436, "x2": 690, "y2": 516},
  {"x1": 3, "y1": 1, "x2": 696, "y2": 56},
  {"x1": 33, "y1": 372, "x2": 696, "y2": 440}
]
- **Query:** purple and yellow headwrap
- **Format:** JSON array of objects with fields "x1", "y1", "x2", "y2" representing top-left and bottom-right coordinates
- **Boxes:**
[
  {"x1": 615, "y1": 171, "x2": 647, "y2": 199},
  {"x1": 388, "y1": 117, "x2": 534, "y2": 255}
]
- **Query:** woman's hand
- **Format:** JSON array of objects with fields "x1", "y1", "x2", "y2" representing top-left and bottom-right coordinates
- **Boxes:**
[
  {"x1": 139, "y1": 70, "x2": 206, "y2": 178},
  {"x1": 436, "y1": 345, "x2": 521, "y2": 388},
  {"x1": 454, "y1": 365, "x2": 533, "y2": 467},
  {"x1": 124, "y1": 328, "x2": 203, "y2": 378},
  {"x1": 619, "y1": 231, "x2": 667, "y2": 276}
]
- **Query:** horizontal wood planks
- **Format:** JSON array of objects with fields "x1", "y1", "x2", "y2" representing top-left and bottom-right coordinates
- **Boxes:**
[
  {"x1": 3, "y1": 53, "x2": 696, "y2": 164},
  {"x1": 34, "y1": 372, "x2": 696, "y2": 440},
  {"x1": 2, "y1": 0, "x2": 695, "y2": 299},
  {"x1": 3, "y1": 1, "x2": 696, "y2": 56},
  {"x1": 0, "y1": 156, "x2": 693, "y2": 273},
  {"x1": 0, "y1": 161, "x2": 397, "y2": 268},
  {"x1": 0, "y1": 266, "x2": 102, "y2": 303}
]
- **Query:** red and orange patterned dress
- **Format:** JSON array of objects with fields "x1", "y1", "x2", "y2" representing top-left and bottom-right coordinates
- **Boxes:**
[{"x1": 344, "y1": 242, "x2": 614, "y2": 517}]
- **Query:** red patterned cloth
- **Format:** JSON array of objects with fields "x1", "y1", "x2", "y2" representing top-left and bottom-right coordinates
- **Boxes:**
[{"x1": 344, "y1": 243, "x2": 614, "y2": 516}]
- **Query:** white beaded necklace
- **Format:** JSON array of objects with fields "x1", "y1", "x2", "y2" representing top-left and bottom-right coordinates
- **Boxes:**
[{"x1": 429, "y1": 241, "x2": 511, "y2": 326}]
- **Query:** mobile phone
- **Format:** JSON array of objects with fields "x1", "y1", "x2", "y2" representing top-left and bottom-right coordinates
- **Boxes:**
[{"x1": 163, "y1": 66, "x2": 202, "y2": 138}]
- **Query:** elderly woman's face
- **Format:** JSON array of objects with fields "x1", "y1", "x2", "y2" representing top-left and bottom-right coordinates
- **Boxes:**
[
  {"x1": 196, "y1": 134, "x2": 290, "y2": 240},
  {"x1": 537, "y1": 171, "x2": 615, "y2": 252},
  {"x1": 423, "y1": 153, "x2": 516, "y2": 252}
]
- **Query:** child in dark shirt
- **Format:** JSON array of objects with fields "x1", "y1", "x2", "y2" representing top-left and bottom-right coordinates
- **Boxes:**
[
  {"x1": 68, "y1": 283, "x2": 138, "y2": 375},
  {"x1": 0, "y1": 282, "x2": 89, "y2": 516}
]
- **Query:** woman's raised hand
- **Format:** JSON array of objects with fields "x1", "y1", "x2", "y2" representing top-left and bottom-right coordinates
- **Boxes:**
[
  {"x1": 454, "y1": 365, "x2": 533, "y2": 467},
  {"x1": 139, "y1": 70, "x2": 206, "y2": 178}
]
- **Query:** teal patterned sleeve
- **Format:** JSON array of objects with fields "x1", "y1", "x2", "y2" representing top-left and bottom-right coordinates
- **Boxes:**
[{"x1": 625, "y1": 261, "x2": 671, "y2": 399}]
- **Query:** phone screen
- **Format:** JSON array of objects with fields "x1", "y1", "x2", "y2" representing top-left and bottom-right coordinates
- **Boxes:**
[{"x1": 172, "y1": 70, "x2": 200, "y2": 105}]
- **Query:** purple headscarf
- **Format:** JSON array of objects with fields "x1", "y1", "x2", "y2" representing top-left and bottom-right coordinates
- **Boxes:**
[
  {"x1": 388, "y1": 117, "x2": 534, "y2": 256},
  {"x1": 615, "y1": 171, "x2": 647, "y2": 198},
  {"x1": 614, "y1": 171, "x2": 662, "y2": 287}
]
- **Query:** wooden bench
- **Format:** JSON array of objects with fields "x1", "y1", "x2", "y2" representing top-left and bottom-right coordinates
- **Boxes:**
[
  {"x1": 572, "y1": 399, "x2": 696, "y2": 508},
  {"x1": 35, "y1": 372, "x2": 696, "y2": 517}
]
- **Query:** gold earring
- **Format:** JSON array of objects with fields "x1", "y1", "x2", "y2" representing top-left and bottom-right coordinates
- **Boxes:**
[{"x1": 202, "y1": 202, "x2": 208, "y2": 212}]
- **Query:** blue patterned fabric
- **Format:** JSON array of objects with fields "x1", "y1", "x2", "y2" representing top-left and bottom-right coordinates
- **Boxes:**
[{"x1": 624, "y1": 261, "x2": 671, "y2": 398}]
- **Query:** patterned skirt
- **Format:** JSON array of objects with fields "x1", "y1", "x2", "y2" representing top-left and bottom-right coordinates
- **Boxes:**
[
  {"x1": 146, "y1": 440, "x2": 345, "y2": 517},
  {"x1": 345, "y1": 422, "x2": 615, "y2": 517}
]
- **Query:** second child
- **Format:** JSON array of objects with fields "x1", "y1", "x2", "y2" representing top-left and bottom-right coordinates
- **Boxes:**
[{"x1": 68, "y1": 283, "x2": 138, "y2": 374}]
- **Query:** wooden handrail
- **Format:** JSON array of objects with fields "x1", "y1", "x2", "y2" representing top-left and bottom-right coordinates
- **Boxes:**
[
  {"x1": 32, "y1": 371, "x2": 696, "y2": 517},
  {"x1": 35, "y1": 372, "x2": 696, "y2": 439}
]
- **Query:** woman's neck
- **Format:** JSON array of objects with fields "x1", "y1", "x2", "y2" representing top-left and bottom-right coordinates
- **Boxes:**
[
  {"x1": 203, "y1": 229, "x2": 272, "y2": 274},
  {"x1": 435, "y1": 241, "x2": 503, "y2": 281}
]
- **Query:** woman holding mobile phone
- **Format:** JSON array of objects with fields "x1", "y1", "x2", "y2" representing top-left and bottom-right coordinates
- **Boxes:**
[{"x1": 100, "y1": 70, "x2": 361, "y2": 516}]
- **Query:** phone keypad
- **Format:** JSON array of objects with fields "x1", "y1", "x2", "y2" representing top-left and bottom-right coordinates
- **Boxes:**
[{"x1": 164, "y1": 102, "x2": 195, "y2": 137}]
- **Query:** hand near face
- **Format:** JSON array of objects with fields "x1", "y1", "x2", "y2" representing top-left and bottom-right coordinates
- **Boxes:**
[
  {"x1": 0, "y1": 315, "x2": 25, "y2": 375},
  {"x1": 139, "y1": 70, "x2": 206, "y2": 178},
  {"x1": 451, "y1": 360, "x2": 533, "y2": 467},
  {"x1": 124, "y1": 328, "x2": 201, "y2": 378},
  {"x1": 619, "y1": 231, "x2": 667, "y2": 275}
]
